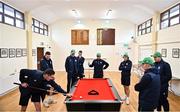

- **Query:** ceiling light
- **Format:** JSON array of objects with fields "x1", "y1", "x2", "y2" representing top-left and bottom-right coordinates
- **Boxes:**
[
  {"x1": 72, "y1": 9, "x2": 79, "y2": 17},
  {"x1": 106, "y1": 9, "x2": 112, "y2": 16}
]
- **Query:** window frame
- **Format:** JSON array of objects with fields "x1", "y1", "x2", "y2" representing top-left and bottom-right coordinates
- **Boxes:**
[
  {"x1": 160, "y1": 3, "x2": 180, "y2": 29},
  {"x1": 0, "y1": 1, "x2": 25, "y2": 29},
  {"x1": 137, "y1": 18, "x2": 152, "y2": 36},
  {"x1": 32, "y1": 18, "x2": 48, "y2": 36}
]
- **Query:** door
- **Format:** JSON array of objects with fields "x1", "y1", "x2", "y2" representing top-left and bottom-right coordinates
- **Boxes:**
[{"x1": 37, "y1": 47, "x2": 44, "y2": 70}]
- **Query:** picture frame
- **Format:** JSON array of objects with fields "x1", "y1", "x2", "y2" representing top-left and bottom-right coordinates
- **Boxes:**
[
  {"x1": 172, "y1": 48, "x2": 179, "y2": 58},
  {"x1": 161, "y1": 49, "x2": 167, "y2": 57},
  {"x1": 9, "y1": 48, "x2": 16, "y2": 58},
  {"x1": 22, "y1": 49, "x2": 27, "y2": 56},
  {"x1": 0, "y1": 48, "x2": 8, "y2": 58},
  {"x1": 32, "y1": 49, "x2": 36, "y2": 56},
  {"x1": 16, "y1": 48, "x2": 22, "y2": 57}
]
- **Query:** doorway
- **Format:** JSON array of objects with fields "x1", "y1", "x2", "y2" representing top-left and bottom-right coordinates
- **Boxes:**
[{"x1": 37, "y1": 47, "x2": 44, "y2": 70}]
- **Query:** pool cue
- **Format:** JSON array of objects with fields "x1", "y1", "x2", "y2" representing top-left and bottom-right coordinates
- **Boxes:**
[
  {"x1": 89, "y1": 68, "x2": 90, "y2": 78},
  {"x1": 68, "y1": 78, "x2": 72, "y2": 93},
  {"x1": 88, "y1": 61, "x2": 91, "y2": 78},
  {"x1": 13, "y1": 82, "x2": 59, "y2": 94}
]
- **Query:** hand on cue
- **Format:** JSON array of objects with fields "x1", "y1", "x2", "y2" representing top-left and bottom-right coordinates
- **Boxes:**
[
  {"x1": 66, "y1": 93, "x2": 72, "y2": 98},
  {"x1": 21, "y1": 83, "x2": 28, "y2": 88}
]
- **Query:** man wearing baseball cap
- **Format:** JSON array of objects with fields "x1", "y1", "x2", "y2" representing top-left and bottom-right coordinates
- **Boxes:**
[
  {"x1": 88, "y1": 53, "x2": 109, "y2": 78},
  {"x1": 152, "y1": 52, "x2": 172, "y2": 111},
  {"x1": 119, "y1": 53, "x2": 132, "y2": 105},
  {"x1": 65, "y1": 49, "x2": 78, "y2": 92},
  {"x1": 135, "y1": 57, "x2": 160, "y2": 111}
]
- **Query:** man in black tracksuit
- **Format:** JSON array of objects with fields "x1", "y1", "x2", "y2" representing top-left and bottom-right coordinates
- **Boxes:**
[
  {"x1": 40, "y1": 51, "x2": 53, "y2": 71},
  {"x1": 119, "y1": 54, "x2": 132, "y2": 104},
  {"x1": 88, "y1": 53, "x2": 109, "y2": 78},
  {"x1": 65, "y1": 49, "x2": 78, "y2": 92},
  {"x1": 135, "y1": 57, "x2": 160, "y2": 112},
  {"x1": 77, "y1": 50, "x2": 85, "y2": 79},
  {"x1": 152, "y1": 52, "x2": 172, "y2": 111},
  {"x1": 39, "y1": 51, "x2": 56, "y2": 107},
  {"x1": 19, "y1": 69, "x2": 70, "y2": 112}
]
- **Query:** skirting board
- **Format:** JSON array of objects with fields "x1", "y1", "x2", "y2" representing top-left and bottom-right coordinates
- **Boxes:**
[{"x1": 0, "y1": 86, "x2": 18, "y2": 97}]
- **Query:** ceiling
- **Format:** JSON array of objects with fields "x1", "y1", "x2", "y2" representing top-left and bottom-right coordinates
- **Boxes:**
[{"x1": 2, "y1": 0, "x2": 180, "y2": 24}]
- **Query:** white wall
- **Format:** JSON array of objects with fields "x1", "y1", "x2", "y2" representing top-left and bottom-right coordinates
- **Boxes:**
[
  {"x1": 130, "y1": 33, "x2": 153, "y2": 64},
  {"x1": 32, "y1": 33, "x2": 52, "y2": 69},
  {"x1": 0, "y1": 24, "x2": 52, "y2": 95},
  {"x1": 0, "y1": 23, "x2": 27, "y2": 95},
  {"x1": 139, "y1": 45, "x2": 153, "y2": 61},
  {"x1": 50, "y1": 20, "x2": 135, "y2": 71},
  {"x1": 134, "y1": 24, "x2": 180, "y2": 78},
  {"x1": 133, "y1": 24, "x2": 180, "y2": 95},
  {"x1": 136, "y1": 33, "x2": 152, "y2": 45},
  {"x1": 157, "y1": 24, "x2": 180, "y2": 79}
]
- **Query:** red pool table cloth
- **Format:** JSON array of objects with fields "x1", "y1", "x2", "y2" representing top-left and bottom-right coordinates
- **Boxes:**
[{"x1": 71, "y1": 78, "x2": 116, "y2": 100}]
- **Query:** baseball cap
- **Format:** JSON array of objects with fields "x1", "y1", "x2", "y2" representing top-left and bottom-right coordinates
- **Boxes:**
[
  {"x1": 151, "y1": 52, "x2": 162, "y2": 58},
  {"x1": 97, "y1": 53, "x2": 101, "y2": 57},
  {"x1": 139, "y1": 57, "x2": 154, "y2": 65},
  {"x1": 123, "y1": 53, "x2": 129, "y2": 58}
]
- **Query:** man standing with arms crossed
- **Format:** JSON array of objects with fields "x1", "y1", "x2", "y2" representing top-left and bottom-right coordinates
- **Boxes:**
[
  {"x1": 119, "y1": 54, "x2": 132, "y2": 105},
  {"x1": 152, "y1": 52, "x2": 172, "y2": 111}
]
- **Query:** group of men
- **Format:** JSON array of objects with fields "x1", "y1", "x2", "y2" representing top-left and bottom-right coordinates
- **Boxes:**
[
  {"x1": 133, "y1": 52, "x2": 172, "y2": 111},
  {"x1": 18, "y1": 50, "x2": 110, "y2": 112},
  {"x1": 18, "y1": 50, "x2": 172, "y2": 112},
  {"x1": 65, "y1": 50, "x2": 109, "y2": 92}
]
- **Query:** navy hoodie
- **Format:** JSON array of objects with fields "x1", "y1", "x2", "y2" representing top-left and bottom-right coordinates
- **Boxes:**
[{"x1": 135, "y1": 67, "x2": 160, "y2": 109}]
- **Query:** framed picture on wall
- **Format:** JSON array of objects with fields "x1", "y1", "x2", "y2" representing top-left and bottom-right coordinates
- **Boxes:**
[
  {"x1": 161, "y1": 49, "x2": 167, "y2": 57},
  {"x1": 32, "y1": 49, "x2": 36, "y2": 56},
  {"x1": 16, "y1": 48, "x2": 22, "y2": 57},
  {"x1": 0, "y1": 48, "x2": 8, "y2": 58},
  {"x1": 172, "y1": 48, "x2": 179, "y2": 58},
  {"x1": 9, "y1": 48, "x2": 16, "y2": 58},
  {"x1": 22, "y1": 49, "x2": 27, "y2": 56}
]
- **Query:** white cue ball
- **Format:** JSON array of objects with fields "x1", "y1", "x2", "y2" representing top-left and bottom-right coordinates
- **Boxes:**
[{"x1": 80, "y1": 96, "x2": 82, "y2": 99}]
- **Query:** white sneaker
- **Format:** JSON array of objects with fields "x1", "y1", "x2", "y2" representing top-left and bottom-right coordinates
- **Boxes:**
[
  {"x1": 48, "y1": 99, "x2": 57, "y2": 104},
  {"x1": 43, "y1": 100, "x2": 49, "y2": 108},
  {"x1": 47, "y1": 96, "x2": 57, "y2": 104},
  {"x1": 126, "y1": 97, "x2": 130, "y2": 105},
  {"x1": 121, "y1": 96, "x2": 127, "y2": 101}
]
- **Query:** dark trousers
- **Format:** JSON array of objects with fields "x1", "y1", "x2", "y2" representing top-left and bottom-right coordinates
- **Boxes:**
[
  {"x1": 93, "y1": 73, "x2": 103, "y2": 78},
  {"x1": 78, "y1": 73, "x2": 84, "y2": 79},
  {"x1": 67, "y1": 73, "x2": 78, "y2": 93},
  {"x1": 157, "y1": 90, "x2": 169, "y2": 111},
  {"x1": 138, "y1": 104, "x2": 154, "y2": 112},
  {"x1": 41, "y1": 93, "x2": 46, "y2": 102}
]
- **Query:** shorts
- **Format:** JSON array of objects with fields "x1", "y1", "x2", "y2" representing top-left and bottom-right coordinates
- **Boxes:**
[
  {"x1": 121, "y1": 72, "x2": 131, "y2": 86},
  {"x1": 19, "y1": 87, "x2": 41, "y2": 106}
]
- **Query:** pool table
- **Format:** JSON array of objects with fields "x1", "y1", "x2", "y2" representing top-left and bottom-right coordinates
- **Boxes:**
[{"x1": 64, "y1": 78, "x2": 122, "y2": 111}]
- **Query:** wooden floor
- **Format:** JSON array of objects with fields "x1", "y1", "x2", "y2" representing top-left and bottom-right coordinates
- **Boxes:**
[{"x1": 0, "y1": 71, "x2": 180, "y2": 111}]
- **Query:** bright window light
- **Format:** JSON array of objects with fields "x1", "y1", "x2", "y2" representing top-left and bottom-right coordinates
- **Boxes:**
[
  {"x1": 0, "y1": 14, "x2": 2, "y2": 22},
  {"x1": 4, "y1": 5, "x2": 14, "y2": 17},
  {"x1": 16, "y1": 19, "x2": 24, "y2": 28},
  {"x1": 0, "y1": 3, "x2": 2, "y2": 12},
  {"x1": 170, "y1": 16, "x2": 179, "y2": 26},
  {"x1": 161, "y1": 20, "x2": 169, "y2": 29},
  {"x1": 4, "y1": 16, "x2": 14, "y2": 25},
  {"x1": 170, "y1": 5, "x2": 179, "y2": 17},
  {"x1": 16, "y1": 11, "x2": 23, "y2": 20}
]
